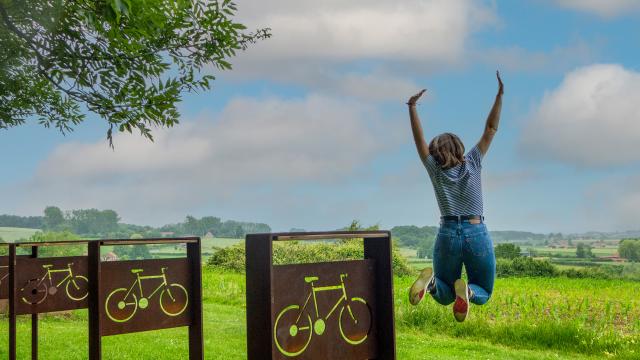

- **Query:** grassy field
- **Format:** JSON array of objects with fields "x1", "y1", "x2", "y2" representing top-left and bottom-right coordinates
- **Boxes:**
[
  {"x1": 0, "y1": 227, "x2": 40, "y2": 242},
  {"x1": 1, "y1": 268, "x2": 638, "y2": 359}
]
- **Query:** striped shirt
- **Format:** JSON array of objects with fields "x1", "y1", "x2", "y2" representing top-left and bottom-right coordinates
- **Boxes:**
[{"x1": 423, "y1": 145, "x2": 484, "y2": 216}]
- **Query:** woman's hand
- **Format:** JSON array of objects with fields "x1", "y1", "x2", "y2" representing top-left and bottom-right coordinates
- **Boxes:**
[
  {"x1": 407, "y1": 89, "x2": 427, "y2": 106},
  {"x1": 496, "y1": 70, "x2": 504, "y2": 96}
]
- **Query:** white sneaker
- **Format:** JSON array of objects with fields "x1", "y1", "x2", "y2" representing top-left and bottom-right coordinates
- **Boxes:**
[
  {"x1": 409, "y1": 267, "x2": 434, "y2": 305},
  {"x1": 453, "y1": 279, "x2": 469, "y2": 322}
]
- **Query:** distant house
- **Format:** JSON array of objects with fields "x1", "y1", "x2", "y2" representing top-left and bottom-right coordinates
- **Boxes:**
[{"x1": 160, "y1": 232, "x2": 175, "y2": 237}]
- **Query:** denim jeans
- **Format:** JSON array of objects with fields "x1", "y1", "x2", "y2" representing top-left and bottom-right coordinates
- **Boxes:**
[{"x1": 431, "y1": 221, "x2": 495, "y2": 305}]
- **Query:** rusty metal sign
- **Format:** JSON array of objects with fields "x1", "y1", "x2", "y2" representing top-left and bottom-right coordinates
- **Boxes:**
[
  {"x1": 246, "y1": 231, "x2": 396, "y2": 360},
  {"x1": 100, "y1": 258, "x2": 192, "y2": 336},
  {"x1": 14, "y1": 256, "x2": 89, "y2": 315},
  {"x1": 271, "y1": 260, "x2": 377, "y2": 359},
  {"x1": 0, "y1": 256, "x2": 8, "y2": 299}
]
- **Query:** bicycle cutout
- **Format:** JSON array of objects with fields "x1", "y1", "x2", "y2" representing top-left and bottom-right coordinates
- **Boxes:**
[
  {"x1": 0, "y1": 265, "x2": 8, "y2": 287},
  {"x1": 105, "y1": 267, "x2": 188, "y2": 323},
  {"x1": 20, "y1": 263, "x2": 89, "y2": 305},
  {"x1": 273, "y1": 273, "x2": 372, "y2": 357}
]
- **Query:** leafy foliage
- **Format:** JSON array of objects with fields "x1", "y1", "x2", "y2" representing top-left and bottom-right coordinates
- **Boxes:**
[
  {"x1": 494, "y1": 243, "x2": 521, "y2": 259},
  {"x1": 25, "y1": 230, "x2": 84, "y2": 257},
  {"x1": 0, "y1": 0, "x2": 270, "y2": 144},
  {"x1": 496, "y1": 257, "x2": 557, "y2": 277},
  {"x1": 159, "y1": 215, "x2": 271, "y2": 238},
  {"x1": 575, "y1": 242, "x2": 593, "y2": 258},
  {"x1": 391, "y1": 225, "x2": 437, "y2": 248},
  {"x1": 43, "y1": 206, "x2": 65, "y2": 230},
  {"x1": 207, "y1": 240, "x2": 413, "y2": 276},
  {"x1": 0, "y1": 214, "x2": 44, "y2": 228},
  {"x1": 619, "y1": 239, "x2": 640, "y2": 262}
]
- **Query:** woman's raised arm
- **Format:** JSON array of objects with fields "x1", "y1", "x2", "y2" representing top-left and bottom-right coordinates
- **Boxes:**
[
  {"x1": 477, "y1": 71, "x2": 504, "y2": 155},
  {"x1": 407, "y1": 89, "x2": 429, "y2": 161}
]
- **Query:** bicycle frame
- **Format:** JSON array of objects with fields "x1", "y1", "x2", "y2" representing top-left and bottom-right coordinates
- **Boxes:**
[
  {"x1": 295, "y1": 273, "x2": 352, "y2": 324},
  {"x1": 0, "y1": 265, "x2": 8, "y2": 283},
  {"x1": 39, "y1": 263, "x2": 75, "y2": 288},
  {"x1": 123, "y1": 267, "x2": 169, "y2": 301}
]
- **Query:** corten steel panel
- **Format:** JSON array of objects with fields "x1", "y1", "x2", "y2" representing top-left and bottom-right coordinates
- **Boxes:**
[
  {"x1": 14, "y1": 256, "x2": 89, "y2": 315},
  {"x1": 100, "y1": 258, "x2": 192, "y2": 336},
  {"x1": 1, "y1": 255, "x2": 9, "y2": 299},
  {"x1": 271, "y1": 259, "x2": 377, "y2": 360},
  {"x1": 1, "y1": 255, "x2": 29, "y2": 299}
]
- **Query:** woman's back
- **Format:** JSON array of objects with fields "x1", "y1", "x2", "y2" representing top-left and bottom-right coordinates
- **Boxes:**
[{"x1": 423, "y1": 145, "x2": 484, "y2": 216}]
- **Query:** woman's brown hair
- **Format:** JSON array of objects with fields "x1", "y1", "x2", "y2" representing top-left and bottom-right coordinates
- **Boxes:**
[{"x1": 429, "y1": 133, "x2": 465, "y2": 170}]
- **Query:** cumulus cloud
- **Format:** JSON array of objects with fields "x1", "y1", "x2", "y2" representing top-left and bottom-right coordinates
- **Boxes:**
[
  {"x1": 520, "y1": 64, "x2": 640, "y2": 167},
  {"x1": 14, "y1": 95, "x2": 399, "y2": 225},
  {"x1": 553, "y1": 0, "x2": 640, "y2": 18},
  {"x1": 236, "y1": 0, "x2": 496, "y2": 62},
  {"x1": 221, "y1": 0, "x2": 497, "y2": 101}
]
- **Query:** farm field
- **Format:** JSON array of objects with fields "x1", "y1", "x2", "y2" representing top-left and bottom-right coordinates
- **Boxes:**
[
  {"x1": 0, "y1": 227, "x2": 40, "y2": 242},
  {"x1": 1, "y1": 268, "x2": 638, "y2": 359}
]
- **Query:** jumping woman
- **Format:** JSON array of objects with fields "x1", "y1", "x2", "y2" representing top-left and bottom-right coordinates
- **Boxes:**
[{"x1": 407, "y1": 71, "x2": 504, "y2": 322}]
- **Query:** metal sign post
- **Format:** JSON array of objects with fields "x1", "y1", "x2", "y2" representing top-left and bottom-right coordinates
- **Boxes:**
[
  {"x1": 246, "y1": 231, "x2": 396, "y2": 360},
  {"x1": 88, "y1": 237, "x2": 203, "y2": 360},
  {"x1": 5, "y1": 237, "x2": 202, "y2": 360}
]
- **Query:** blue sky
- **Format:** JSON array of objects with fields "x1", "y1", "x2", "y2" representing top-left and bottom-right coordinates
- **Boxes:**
[{"x1": 2, "y1": 0, "x2": 640, "y2": 233}]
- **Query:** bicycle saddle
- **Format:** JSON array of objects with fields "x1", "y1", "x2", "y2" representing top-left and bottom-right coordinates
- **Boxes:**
[
  {"x1": 130, "y1": 269, "x2": 144, "y2": 274},
  {"x1": 304, "y1": 276, "x2": 319, "y2": 283},
  {"x1": 42, "y1": 264, "x2": 53, "y2": 269}
]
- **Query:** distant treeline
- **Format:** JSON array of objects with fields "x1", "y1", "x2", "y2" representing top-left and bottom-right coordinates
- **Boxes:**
[
  {"x1": 157, "y1": 215, "x2": 271, "y2": 238},
  {"x1": 0, "y1": 207, "x2": 270, "y2": 239},
  {"x1": 0, "y1": 214, "x2": 44, "y2": 229}
]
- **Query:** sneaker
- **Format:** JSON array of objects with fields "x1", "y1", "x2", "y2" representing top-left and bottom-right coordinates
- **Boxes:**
[
  {"x1": 453, "y1": 279, "x2": 469, "y2": 322},
  {"x1": 409, "y1": 267, "x2": 434, "y2": 305}
]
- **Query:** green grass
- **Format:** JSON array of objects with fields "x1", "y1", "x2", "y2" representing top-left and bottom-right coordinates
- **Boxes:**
[
  {"x1": 0, "y1": 227, "x2": 40, "y2": 242},
  {"x1": 1, "y1": 269, "x2": 638, "y2": 359}
]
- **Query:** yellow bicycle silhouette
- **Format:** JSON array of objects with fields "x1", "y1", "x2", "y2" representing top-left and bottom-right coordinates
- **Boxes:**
[
  {"x1": 20, "y1": 263, "x2": 88, "y2": 305},
  {"x1": 105, "y1": 267, "x2": 188, "y2": 323},
  {"x1": 273, "y1": 273, "x2": 372, "y2": 357},
  {"x1": 0, "y1": 265, "x2": 8, "y2": 289}
]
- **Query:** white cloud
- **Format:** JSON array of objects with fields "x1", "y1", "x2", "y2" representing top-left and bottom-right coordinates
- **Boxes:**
[
  {"x1": 222, "y1": 0, "x2": 497, "y2": 101},
  {"x1": 14, "y1": 95, "x2": 400, "y2": 225},
  {"x1": 520, "y1": 64, "x2": 640, "y2": 167},
  {"x1": 553, "y1": 0, "x2": 640, "y2": 18},
  {"x1": 237, "y1": 0, "x2": 496, "y2": 62}
]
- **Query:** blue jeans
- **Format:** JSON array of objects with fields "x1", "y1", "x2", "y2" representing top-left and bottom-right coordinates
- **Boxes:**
[{"x1": 431, "y1": 221, "x2": 495, "y2": 305}]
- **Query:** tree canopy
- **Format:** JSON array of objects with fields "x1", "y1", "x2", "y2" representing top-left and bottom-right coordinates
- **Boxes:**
[
  {"x1": 494, "y1": 243, "x2": 521, "y2": 260},
  {"x1": 0, "y1": 0, "x2": 269, "y2": 144},
  {"x1": 619, "y1": 239, "x2": 640, "y2": 262}
]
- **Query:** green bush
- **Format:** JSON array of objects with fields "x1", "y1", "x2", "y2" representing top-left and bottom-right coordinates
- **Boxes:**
[
  {"x1": 494, "y1": 243, "x2": 521, "y2": 259},
  {"x1": 207, "y1": 240, "x2": 413, "y2": 276},
  {"x1": 496, "y1": 257, "x2": 557, "y2": 277}
]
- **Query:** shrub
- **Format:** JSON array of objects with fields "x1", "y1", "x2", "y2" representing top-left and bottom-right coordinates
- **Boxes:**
[
  {"x1": 494, "y1": 243, "x2": 521, "y2": 259},
  {"x1": 496, "y1": 257, "x2": 557, "y2": 277},
  {"x1": 207, "y1": 240, "x2": 413, "y2": 276}
]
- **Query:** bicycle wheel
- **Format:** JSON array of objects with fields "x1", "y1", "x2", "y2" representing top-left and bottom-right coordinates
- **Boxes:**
[
  {"x1": 339, "y1": 297, "x2": 372, "y2": 345},
  {"x1": 20, "y1": 279, "x2": 47, "y2": 305},
  {"x1": 66, "y1": 275, "x2": 89, "y2": 301},
  {"x1": 105, "y1": 288, "x2": 138, "y2": 323},
  {"x1": 159, "y1": 283, "x2": 189, "y2": 316},
  {"x1": 273, "y1": 305, "x2": 313, "y2": 357}
]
